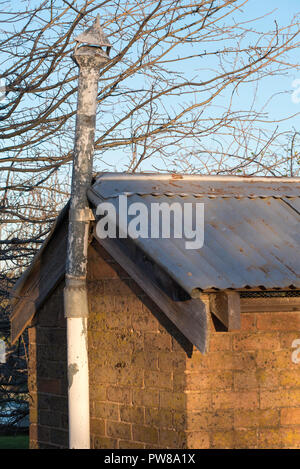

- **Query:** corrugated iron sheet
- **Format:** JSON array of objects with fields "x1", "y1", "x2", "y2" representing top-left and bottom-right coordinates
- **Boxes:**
[
  {"x1": 88, "y1": 173, "x2": 300, "y2": 294},
  {"x1": 92, "y1": 172, "x2": 300, "y2": 198}
]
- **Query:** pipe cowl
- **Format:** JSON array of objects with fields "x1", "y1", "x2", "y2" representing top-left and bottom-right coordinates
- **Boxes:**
[{"x1": 72, "y1": 45, "x2": 110, "y2": 69}]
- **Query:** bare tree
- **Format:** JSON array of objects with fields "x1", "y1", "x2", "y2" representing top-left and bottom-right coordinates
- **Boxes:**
[
  {"x1": 0, "y1": 0, "x2": 299, "y2": 430},
  {"x1": 0, "y1": 277, "x2": 28, "y2": 433},
  {"x1": 0, "y1": 0, "x2": 299, "y2": 269}
]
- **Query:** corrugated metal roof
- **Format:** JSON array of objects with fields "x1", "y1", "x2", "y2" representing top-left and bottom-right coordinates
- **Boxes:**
[
  {"x1": 91, "y1": 172, "x2": 300, "y2": 198},
  {"x1": 88, "y1": 173, "x2": 300, "y2": 294}
]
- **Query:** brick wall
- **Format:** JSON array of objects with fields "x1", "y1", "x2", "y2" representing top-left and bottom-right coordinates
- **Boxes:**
[
  {"x1": 28, "y1": 241, "x2": 300, "y2": 449},
  {"x1": 28, "y1": 283, "x2": 68, "y2": 449},
  {"x1": 183, "y1": 312, "x2": 300, "y2": 449}
]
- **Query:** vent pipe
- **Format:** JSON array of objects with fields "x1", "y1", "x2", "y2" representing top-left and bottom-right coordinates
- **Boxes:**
[{"x1": 64, "y1": 16, "x2": 111, "y2": 449}]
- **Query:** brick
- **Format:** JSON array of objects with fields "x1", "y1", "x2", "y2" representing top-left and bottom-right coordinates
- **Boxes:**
[
  {"x1": 28, "y1": 327, "x2": 37, "y2": 344},
  {"x1": 209, "y1": 334, "x2": 231, "y2": 352},
  {"x1": 281, "y1": 428, "x2": 300, "y2": 448},
  {"x1": 30, "y1": 424, "x2": 50, "y2": 443},
  {"x1": 185, "y1": 392, "x2": 211, "y2": 410},
  {"x1": 119, "y1": 440, "x2": 145, "y2": 449},
  {"x1": 144, "y1": 443, "x2": 160, "y2": 449},
  {"x1": 201, "y1": 351, "x2": 256, "y2": 371},
  {"x1": 260, "y1": 389, "x2": 300, "y2": 409},
  {"x1": 35, "y1": 327, "x2": 66, "y2": 346},
  {"x1": 240, "y1": 313, "x2": 256, "y2": 331},
  {"x1": 234, "y1": 371, "x2": 257, "y2": 389},
  {"x1": 211, "y1": 431, "x2": 234, "y2": 449},
  {"x1": 93, "y1": 436, "x2": 118, "y2": 449},
  {"x1": 210, "y1": 371, "x2": 233, "y2": 390},
  {"x1": 104, "y1": 279, "x2": 135, "y2": 297},
  {"x1": 212, "y1": 429, "x2": 257, "y2": 449},
  {"x1": 234, "y1": 430, "x2": 257, "y2": 449},
  {"x1": 132, "y1": 424, "x2": 158, "y2": 444},
  {"x1": 90, "y1": 418, "x2": 105, "y2": 436},
  {"x1": 234, "y1": 370, "x2": 278, "y2": 390},
  {"x1": 178, "y1": 371, "x2": 233, "y2": 392},
  {"x1": 256, "y1": 350, "x2": 295, "y2": 370},
  {"x1": 39, "y1": 394, "x2": 67, "y2": 413},
  {"x1": 234, "y1": 409, "x2": 279, "y2": 429},
  {"x1": 132, "y1": 310, "x2": 158, "y2": 331},
  {"x1": 173, "y1": 412, "x2": 186, "y2": 431},
  {"x1": 30, "y1": 440, "x2": 39, "y2": 449},
  {"x1": 90, "y1": 384, "x2": 107, "y2": 402},
  {"x1": 38, "y1": 306, "x2": 60, "y2": 327},
  {"x1": 233, "y1": 332, "x2": 280, "y2": 351},
  {"x1": 279, "y1": 370, "x2": 300, "y2": 388},
  {"x1": 94, "y1": 367, "x2": 120, "y2": 386},
  {"x1": 120, "y1": 405, "x2": 144, "y2": 424},
  {"x1": 114, "y1": 296, "x2": 142, "y2": 314},
  {"x1": 233, "y1": 352, "x2": 257, "y2": 370},
  {"x1": 257, "y1": 312, "x2": 300, "y2": 331},
  {"x1": 281, "y1": 408, "x2": 300, "y2": 425},
  {"x1": 144, "y1": 332, "x2": 172, "y2": 351},
  {"x1": 144, "y1": 370, "x2": 172, "y2": 390},
  {"x1": 92, "y1": 330, "x2": 143, "y2": 353},
  {"x1": 208, "y1": 411, "x2": 234, "y2": 430},
  {"x1": 106, "y1": 310, "x2": 132, "y2": 329},
  {"x1": 87, "y1": 245, "x2": 118, "y2": 279},
  {"x1": 158, "y1": 352, "x2": 186, "y2": 372},
  {"x1": 159, "y1": 429, "x2": 179, "y2": 448},
  {"x1": 61, "y1": 413, "x2": 68, "y2": 430},
  {"x1": 39, "y1": 410, "x2": 61, "y2": 428},
  {"x1": 131, "y1": 351, "x2": 158, "y2": 370},
  {"x1": 133, "y1": 389, "x2": 159, "y2": 408},
  {"x1": 280, "y1": 331, "x2": 300, "y2": 349},
  {"x1": 37, "y1": 359, "x2": 67, "y2": 380},
  {"x1": 107, "y1": 386, "x2": 132, "y2": 404},
  {"x1": 50, "y1": 429, "x2": 68, "y2": 447},
  {"x1": 212, "y1": 391, "x2": 258, "y2": 410},
  {"x1": 173, "y1": 373, "x2": 187, "y2": 392},
  {"x1": 30, "y1": 405, "x2": 38, "y2": 425},
  {"x1": 28, "y1": 373, "x2": 37, "y2": 394},
  {"x1": 145, "y1": 407, "x2": 173, "y2": 428},
  {"x1": 258, "y1": 429, "x2": 282, "y2": 449},
  {"x1": 38, "y1": 378, "x2": 61, "y2": 395},
  {"x1": 160, "y1": 391, "x2": 186, "y2": 410},
  {"x1": 255, "y1": 368, "x2": 279, "y2": 388},
  {"x1": 94, "y1": 260, "x2": 119, "y2": 279},
  {"x1": 183, "y1": 412, "x2": 209, "y2": 431},
  {"x1": 185, "y1": 411, "x2": 233, "y2": 431},
  {"x1": 94, "y1": 402, "x2": 119, "y2": 420},
  {"x1": 185, "y1": 352, "x2": 211, "y2": 371},
  {"x1": 117, "y1": 367, "x2": 144, "y2": 387},
  {"x1": 103, "y1": 350, "x2": 131, "y2": 368},
  {"x1": 107, "y1": 420, "x2": 131, "y2": 440}
]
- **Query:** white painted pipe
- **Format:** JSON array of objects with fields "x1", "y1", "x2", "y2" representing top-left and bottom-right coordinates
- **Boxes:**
[
  {"x1": 67, "y1": 317, "x2": 90, "y2": 449},
  {"x1": 65, "y1": 16, "x2": 111, "y2": 450}
]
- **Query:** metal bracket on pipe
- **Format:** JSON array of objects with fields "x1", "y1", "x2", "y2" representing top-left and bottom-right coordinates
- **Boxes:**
[
  {"x1": 69, "y1": 208, "x2": 95, "y2": 222},
  {"x1": 64, "y1": 276, "x2": 89, "y2": 318}
]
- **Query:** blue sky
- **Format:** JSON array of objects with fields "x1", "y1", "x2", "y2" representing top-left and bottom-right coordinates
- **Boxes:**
[
  {"x1": 1, "y1": 1, "x2": 300, "y2": 175},
  {"x1": 230, "y1": 0, "x2": 300, "y2": 123},
  {"x1": 95, "y1": 0, "x2": 300, "y2": 173}
]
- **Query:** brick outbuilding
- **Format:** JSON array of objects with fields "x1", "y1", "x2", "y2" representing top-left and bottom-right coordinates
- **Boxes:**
[{"x1": 11, "y1": 173, "x2": 300, "y2": 449}]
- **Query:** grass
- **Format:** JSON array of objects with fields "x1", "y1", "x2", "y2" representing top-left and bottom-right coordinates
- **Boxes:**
[{"x1": 0, "y1": 434, "x2": 29, "y2": 449}]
